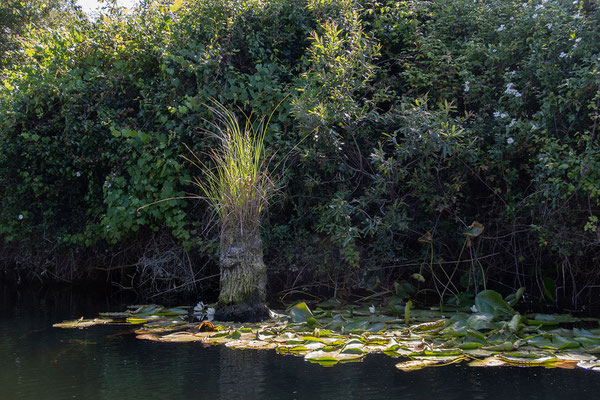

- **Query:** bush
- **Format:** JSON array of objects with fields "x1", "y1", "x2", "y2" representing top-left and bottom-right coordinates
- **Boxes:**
[{"x1": 1, "y1": 0, "x2": 599, "y2": 306}]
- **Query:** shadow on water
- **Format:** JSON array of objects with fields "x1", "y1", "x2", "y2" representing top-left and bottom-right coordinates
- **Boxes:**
[{"x1": 2, "y1": 284, "x2": 600, "y2": 400}]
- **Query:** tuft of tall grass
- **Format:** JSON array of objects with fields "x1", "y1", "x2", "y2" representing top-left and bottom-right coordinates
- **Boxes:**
[{"x1": 183, "y1": 100, "x2": 274, "y2": 235}]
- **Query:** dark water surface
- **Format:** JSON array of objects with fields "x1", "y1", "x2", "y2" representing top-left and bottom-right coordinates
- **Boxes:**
[{"x1": 2, "y1": 285, "x2": 600, "y2": 400}]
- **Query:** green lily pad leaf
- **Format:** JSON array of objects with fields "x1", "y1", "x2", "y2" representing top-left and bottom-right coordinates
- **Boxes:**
[
  {"x1": 289, "y1": 302, "x2": 314, "y2": 323},
  {"x1": 53, "y1": 318, "x2": 113, "y2": 329},
  {"x1": 459, "y1": 341, "x2": 484, "y2": 350},
  {"x1": 366, "y1": 322, "x2": 386, "y2": 333},
  {"x1": 555, "y1": 352, "x2": 597, "y2": 362},
  {"x1": 340, "y1": 344, "x2": 365, "y2": 355},
  {"x1": 462, "y1": 348, "x2": 493, "y2": 357},
  {"x1": 553, "y1": 335, "x2": 580, "y2": 350},
  {"x1": 499, "y1": 354, "x2": 557, "y2": 366},
  {"x1": 464, "y1": 221, "x2": 484, "y2": 237},
  {"x1": 305, "y1": 350, "x2": 364, "y2": 365},
  {"x1": 126, "y1": 317, "x2": 149, "y2": 324},
  {"x1": 155, "y1": 307, "x2": 189, "y2": 316},
  {"x1": 343, "y1": 319, "x2": 370, "y2": 333},
  {"x1": 468, "y1": 356, "x2": 506, "y2": 367},
  {"x1": 467, "y1": 313, "x2": 496, "y2": 331},
  {"x1": 396, "y1": 359, "x2": 441, "y2": 371},
  {"x1": 317, "y1": 298, "x2": 343, "y2": 309},
  {"x1": 306, "y1": 317, "x2": 321, "y2": 328},
  {"x1": 475, "y1": 290, "x2": 514, "y2": 315},
  {"x1": 158, "y1": 332, "x2": 203, "y2": 342},
  {"x1": 508, "y1": 313, "x2": 522, "y2": 333},
  {"x1": 527, "y1": 334, "x2": 555, "y2": 349},
  {"x1": 505, "y1": 287, "x2": 525, "y2": 307},
  {"x1": 411, "y1": 319, "x2": 446, "y2": 333},
  {"x1": 577, "y1": 360, "x2": 600, "y2": 371},
  {"x1": 130, "y1": 305, "x2": 163, "y2": 315},
  {"x1": 227, "y1": 330, "x2": 242, "y2": 339},
  {"x1": 465, "y1": 329, "x2": 488, "y2": 345},
  {"x1": 225, "y1": 340, "x2": 277, "y2": 350},
  {"x1": 482, "y1": 342, "x2": 515, "y2": 352},
  {"x1": 98, "y1": 312, "x2": 129, "y2": 319},
  {"x1": 528, "y1": 314, "x2": 579, "y2": 325}
]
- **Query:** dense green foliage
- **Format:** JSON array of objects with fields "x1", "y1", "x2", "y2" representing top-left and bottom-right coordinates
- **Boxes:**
[{"x1": 1, "y1": 0, "x2": 599, "y2": 306}]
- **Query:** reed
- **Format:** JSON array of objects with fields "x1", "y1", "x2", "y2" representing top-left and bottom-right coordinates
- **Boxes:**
[{"x1": 183, "y1": 100, "x2": 274, "y2": 235}]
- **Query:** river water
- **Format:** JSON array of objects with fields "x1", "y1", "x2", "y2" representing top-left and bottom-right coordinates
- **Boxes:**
[{"x1": 1, "y1": 285, "x2": 599, "y2": 399}]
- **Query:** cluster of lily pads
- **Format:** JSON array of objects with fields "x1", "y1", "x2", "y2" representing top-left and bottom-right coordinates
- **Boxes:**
[{"x1": 53, "y1": 290, "x2": 600, "y2": 372}]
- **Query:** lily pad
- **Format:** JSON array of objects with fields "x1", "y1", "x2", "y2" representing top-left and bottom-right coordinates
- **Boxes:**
[
  {"x1": 474, "y1": 290, "x2": 513, "y2": 315},
  {"x1": 289, "y1": 302, "x2": 314, "y2": 323}
]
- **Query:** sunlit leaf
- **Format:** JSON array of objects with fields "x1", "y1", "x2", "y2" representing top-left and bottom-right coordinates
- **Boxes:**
[{"x1": 289, "y1": 302, "x2": 314, "y2": 323}]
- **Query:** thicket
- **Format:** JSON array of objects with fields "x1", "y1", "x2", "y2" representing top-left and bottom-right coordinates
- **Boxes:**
[{"x1": 1, "y1": 0, "x2": 599, "y2": 307}]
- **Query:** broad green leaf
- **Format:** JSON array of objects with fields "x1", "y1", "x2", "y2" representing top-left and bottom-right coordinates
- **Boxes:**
[
  {"x1": 289, "y1": 302, "x2": 314, "y2": 323},
  {"x1": 475, "y1": 290, "x2": 514, "y2": 315}
]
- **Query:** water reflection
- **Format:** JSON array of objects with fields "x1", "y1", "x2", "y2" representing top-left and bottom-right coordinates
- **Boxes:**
[{"x1": 2, "y1": 285, "x2": 600, "y2": 400}]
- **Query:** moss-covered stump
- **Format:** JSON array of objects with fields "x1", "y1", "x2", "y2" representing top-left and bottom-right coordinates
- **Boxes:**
[{"x1": 217, "y1": 226, "x2": 268, "y2": 322}]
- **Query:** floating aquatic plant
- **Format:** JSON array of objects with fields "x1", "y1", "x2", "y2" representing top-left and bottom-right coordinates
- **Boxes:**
[{"x1": 53, "y1": 290, "x2": 600, "y2": 372}]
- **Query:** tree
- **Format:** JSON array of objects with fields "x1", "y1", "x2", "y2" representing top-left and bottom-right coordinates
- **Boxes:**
[{"x1": 187, "y1": 101, "x2": 273, "y2": 322}]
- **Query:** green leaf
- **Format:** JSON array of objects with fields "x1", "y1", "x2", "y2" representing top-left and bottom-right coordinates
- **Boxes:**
[
  {"x1": 289, "y1": 302, "x2": 314, "y2": 323},
  {"x1": 475, "y1": 290, "x2": 514, "y2": 315},
  {"x1": 505, "y1": 287, "x2": 525, "y2": 307},
  {"x1": 404, "y1": 299, "x2": 412, "y2": 325},
  {"x1": 507, "y1": 313, "x2": 522, "y2": 333}
]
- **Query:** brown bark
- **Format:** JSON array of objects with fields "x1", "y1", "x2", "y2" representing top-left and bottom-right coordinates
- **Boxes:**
[{"x1": 215, "y1": 224, "x2": 268, "y2": 322}]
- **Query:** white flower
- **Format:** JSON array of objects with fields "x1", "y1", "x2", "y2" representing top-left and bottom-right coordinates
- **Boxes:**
[
  {"x1": 508, "y1": 119, "x2": 516, "y2": 128},
  {"x1": 505, "y1": 83, "x2": 522, "y2": 97},
  {"x1": 497, "y1": 24, "x2": 505, "y2": 32},
  {"x1": 75, "y1": 171, "x2": 81, "y2": 177},
  {"x1": 531, "y1": 124, "x2": 538, "y2": 130},
  {"x1": 464, "y1": 81, "x2": 470, "y2": 92},
  {"x1": 574, "y1": 13, "x2": 582, "y2": 19},
  {"x1": 532, "y1": 13, "x2": 538, "y2": 19},
  {"x1": 494, "y1": 111, "x2": 501, "y2": 118},
  {"x1": 369, "y1": 305, "x2": 376, "y2": 313},
  {"x1": 194, "y1": 301, "x2": 205, "y2": 312},
  {"x1": 18, "y1": 214, "x2": 23, "y2": 220},
  {"x1": 575, "y1": 37, "x2": 582, "y2": 43},
  {"x1": 500, "y1": 112, "x2": 508, "y2": 119},
  {"x1": 507, "y1": 137, "x2": 515, "y2": 144},
  {"x1": 470, "y1": 305, "x2": 478, "y2": 313},
  {"x1": 559, "y1": 52, "x2": 567, "y2": 58},
  {"x1": 535, "y1": 4, "x2": 544, "y2": 11},
  {"x1": 206, "y1": 307, "x2": 215, "y2": 321}
]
